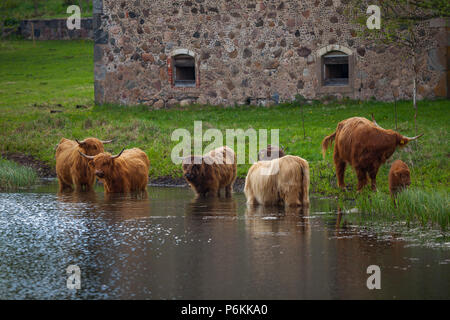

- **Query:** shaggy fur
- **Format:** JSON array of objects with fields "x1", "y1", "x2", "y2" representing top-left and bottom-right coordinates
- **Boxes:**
[
  {"x1": 244, "y1": 155, "x2": 310, "y2": 207},
  {"x1": 389, "y1": 160, "x2": 411, "y2": 196},
  {"x1": 257, "y1": 145, "x2": 286, "y2": 161},
  {"x1": 87, "y1": 148, "x2": 150, "y2": 193},
  {"x1": 55, "y1": 137, "x2": 105, "y2": 192},
  {"x1": 182, "y1": 146, "x2": 237, "y2": 197},
  {"x1": 322, "y1": 117, "x2": 422, "y2": 191}
]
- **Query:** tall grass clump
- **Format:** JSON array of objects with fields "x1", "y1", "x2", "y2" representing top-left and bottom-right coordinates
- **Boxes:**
[
  {"x1": 0, "y1": 158, "x2": 37, "y2": 190},
  {"x1": 349, "y1": 189, "x2": 449, "y2": 232}
]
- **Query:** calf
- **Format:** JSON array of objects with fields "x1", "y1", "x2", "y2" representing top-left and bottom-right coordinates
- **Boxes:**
[{"x1": 389, "y1": 160, "x2": 411, "y2": 196}]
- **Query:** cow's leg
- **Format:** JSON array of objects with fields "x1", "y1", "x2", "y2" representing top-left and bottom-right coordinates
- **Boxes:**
[
  {"x1": 368, "y1": 165, "x2": 380, "y2": 191},
  {"x1": 74, "y1": 183, "x2": 83, "y2": 192},
  {"x1": 245, "y1": 186, "x2": 258, "y2": 205},
  {"x1": 225, "y1": 185, "x2": 232, "y2": 198},
  {"x1": 334, "y1": 159, "x2": 347, "y2": 189},
  {"x1": 355, "y1": 168, "x2": 368, "y2": 191},
  {"x1": 58, "y1": 176, "x2": 73, "y2": 192},
  {"x1": 284, "y1": 191, "x2": 301, "y2": 207}
]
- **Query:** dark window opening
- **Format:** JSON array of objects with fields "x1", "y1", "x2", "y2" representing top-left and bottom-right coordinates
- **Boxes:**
[
  {"x1": 323, "y1": 51, "x2": 349, "y2": 86},
  {"x1": 173, "y1": 54, "x2": 196, "y2": 87}
]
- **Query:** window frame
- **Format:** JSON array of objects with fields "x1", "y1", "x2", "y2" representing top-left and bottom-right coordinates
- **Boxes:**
[
  {"x1": 316, "y1": 46, "x2": 355, "y2": 95},
  {"x1": 168, "y1": 49, "x2": 199, "y2": 89}
]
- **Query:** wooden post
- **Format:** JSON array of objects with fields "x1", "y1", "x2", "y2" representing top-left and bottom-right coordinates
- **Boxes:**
[{"x1": 31, "y1": 22, "x2": 36, "y2": 46}]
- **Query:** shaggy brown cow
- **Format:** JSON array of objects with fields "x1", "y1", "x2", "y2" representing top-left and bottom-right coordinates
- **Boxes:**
[
  {"x1": 389, "y1": 160, "x2": 411, "y2": 196},
  {"x1": 321, "y1": 117, "x2": 422, "y2": 191},
  {"x1": 182, "y1": 146, "x2": 237, "y2": 197},
  {"x1": 55, "y1": 137, "x2": 113, "y2": 192},
  {"x1": 244, "y1": 155, "x2": 310, "y2": 207},
  {"x1": 79, "y1": 148, "x2": 150, "y2": 193},
  {"x1": 257, "y1": 144, "x2": 286, "y2": 161}
]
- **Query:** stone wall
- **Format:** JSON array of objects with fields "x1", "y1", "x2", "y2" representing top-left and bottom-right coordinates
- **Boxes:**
[
  {"x1": 19, "y1": 18, "x2": 93, "y2": 40},
  {"x1": 93, "y1": 0, "x2": 448, "y2": 106}
]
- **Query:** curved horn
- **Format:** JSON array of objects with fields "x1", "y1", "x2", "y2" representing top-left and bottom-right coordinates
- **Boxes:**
[
  {"x1": 405, "y1": 133, "x2": 424, "y2": 141},
  {"x1": 101, "y1": 138, "x2": 115, "y2": 144},
  {"x1": 111, "y1": 148, "x2": 125, "y2": 159},
  {"x1": 78, "y1": 150, "x2": 95, "y2": 160},
  {"x1": 371, "y1": 113, "x2": 381, "y2": 128},
  {"x1": 75, "y1": 139, "x2": 84, "y2": 145}
]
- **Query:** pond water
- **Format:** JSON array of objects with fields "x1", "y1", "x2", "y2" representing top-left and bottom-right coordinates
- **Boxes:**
[{"x1": 0, "y1": 180, "x2": 449, "y2": 299}]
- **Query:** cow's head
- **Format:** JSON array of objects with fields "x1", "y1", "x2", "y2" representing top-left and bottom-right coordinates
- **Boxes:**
[
  {"x1": 258, "y1": 144, "x2": 286, "y2": 161},
  {"x1": 76, "y1": 138, "x2": 114, "y2": 156},
  {"x1": 396, "y1": 133, "x2": 424, "y2": 148},
  {"x1": 394, "y1": 169, "x2": 411, "y2": 187},
  {"x1": 371, "y1": 115, "x2": 424, "y2": 148},
  {"x1": 182, "y1": 156, "x2": 209, "y2": 183},
  {"x1": 79, "y1": 148, "x2": 124, "y2": 179}
]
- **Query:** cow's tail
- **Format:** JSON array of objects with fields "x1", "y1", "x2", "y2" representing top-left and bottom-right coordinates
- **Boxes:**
[{"x1": 321, "y1": 132, "x2": 336, "y2": 158}]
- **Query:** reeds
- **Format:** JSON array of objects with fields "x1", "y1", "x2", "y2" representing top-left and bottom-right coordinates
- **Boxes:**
[
  {"x1": 347, "y1": 189, "x2": 449, "y2": 232},
  {"x1": 0, "y1": 158, "x2": 37, "y2": 190}
]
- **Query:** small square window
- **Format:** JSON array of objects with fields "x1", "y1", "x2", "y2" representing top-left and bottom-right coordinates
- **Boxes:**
[
  {"x1": 322, "y1": 52, "x2": 349, "y2": 86},
  {"x1": 173, "y1": 54, "x2": 196, "y2": 87}
]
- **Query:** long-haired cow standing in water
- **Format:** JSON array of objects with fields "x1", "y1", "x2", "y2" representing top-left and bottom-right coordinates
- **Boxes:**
[
  {"x1": 244, "y1": 155, "x2": 310, "y2": 208},
  {"x1": 182, "y1": 146, "x2": 237, "y2": 198},
  {"x1": 55, "y1": 137, "x2": 114, "y2": 192},
  {"x1": 321, "y1": 117, "x2": 423, "y2": 191},
  {"x1": 79, "y1": 148, "x2": 150, "y2": 193}
]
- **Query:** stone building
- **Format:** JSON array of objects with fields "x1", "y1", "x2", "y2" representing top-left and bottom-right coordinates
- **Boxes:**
[{"x1": 93, "y1": 0, "x2": 449, "y2": 107}]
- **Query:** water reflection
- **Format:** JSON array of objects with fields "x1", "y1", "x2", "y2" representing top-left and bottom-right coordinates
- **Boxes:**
[{"x1": 0, "y1": 183, "x2": 448, "y2": 299}]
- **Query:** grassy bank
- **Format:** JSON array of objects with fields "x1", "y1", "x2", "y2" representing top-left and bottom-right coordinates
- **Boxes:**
[
  {"x1": 0, "y1": 158, "x2": 37, "y2": 190},
  {"x1": 0, "y1": 40, "x2": 449, "y2": 197},
  {"x1": 0, "y1": 40, "x2": 93, "y2": 108},
  {"x1": 341, "y1": 189, "x2": 449, "y2": 232}
]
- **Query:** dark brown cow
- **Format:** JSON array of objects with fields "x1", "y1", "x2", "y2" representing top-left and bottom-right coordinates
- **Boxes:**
[
  {"x1": 321, "y1": 117, "x2": 422, "y2": 191},
  {"x1": 55, "y1": 137, "x2": 114, "y2": 192},
  {"x1": 257, "y1": 145, "x2": 286, "y2": 161},
  {"x1": 79, "y1": 148, "x2": 150, "y2": 193},
  {"x1": 389, "y1": 160, "x2": 411, "y2": 196},
  {"x1": 182, "y1": 146, "x2": 237, "y2": 198}
]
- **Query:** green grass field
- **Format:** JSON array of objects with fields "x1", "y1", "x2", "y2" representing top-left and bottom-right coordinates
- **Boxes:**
[
  {"x1": 0, "y1": 40, "x2": 93, "y2": 108},
  {"x1": 0, "y1": 40, "x2": 449, "y2": 199},
  {"x1": 1, "y1": 0, "x2": 92, "y2": 23}
]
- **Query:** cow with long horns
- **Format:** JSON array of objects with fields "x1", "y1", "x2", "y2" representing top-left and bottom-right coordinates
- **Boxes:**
[
  {"x1": 321, "y1": 117, "x2": 423, "y2": 191},
  {"x1": 55, "y1": 137, "x2": 114, "y2": 192},
  {"x1": 79, "y1": 147, "x2": 150, "y2": 193}
]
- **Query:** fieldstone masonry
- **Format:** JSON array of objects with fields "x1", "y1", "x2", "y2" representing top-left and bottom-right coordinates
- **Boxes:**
[
  {"x1": 93, "y1": 0, "x2": 449, "y2": 107},
  {"x1": 20, "y1": 18, "x2": 93, "y2": 40}
]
